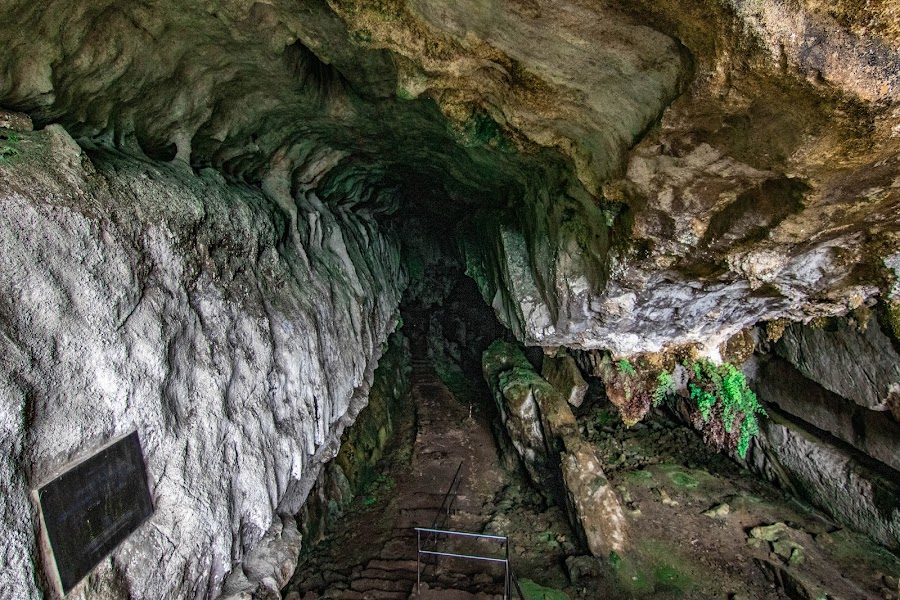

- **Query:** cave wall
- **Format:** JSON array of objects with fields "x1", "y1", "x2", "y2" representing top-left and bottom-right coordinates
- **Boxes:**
[
  {"x1": 297, "y1": 329, "x2": 411, "y2": 554},
  {"x1": 2, "y1": 0, "x2": 896, "y2": 360},
  {"x1": 0, "y1": 0, "x2": 898, "y2": 593},
  {"x1": 0, "y1": 125, "x2": 404, "y2": 599},
  {"x1": 746, "y1": 314, "x2": 900, "y2": 549}
]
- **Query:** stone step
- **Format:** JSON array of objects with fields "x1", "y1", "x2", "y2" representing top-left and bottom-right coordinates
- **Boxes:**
[
  {"x1": 416, "y1": 582, "x2": 504, "y2": 600},
  {"x1": 358, "y1": 592, "x2": 409, "y2": 600},
  {"x1": 357, "y1": 567, "x2": 416, "y2": 582},
  {"x1": 365, "y1": 558, "x2": 420, "y2": 571},
  {"x1": 399, "y1": 507, "x2": 447, "y2": 521},
  {"x1": 317, "y1": 590, "x2": 397, "y2": 600},
  {"x1": 350, "y1": 577, "x2": 413, "y2": 593}
]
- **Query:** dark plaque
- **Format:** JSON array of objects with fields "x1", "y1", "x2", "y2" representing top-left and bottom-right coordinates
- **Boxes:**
[{"x1": 37, "y1": 431, "x2": 154, "y2": 594}]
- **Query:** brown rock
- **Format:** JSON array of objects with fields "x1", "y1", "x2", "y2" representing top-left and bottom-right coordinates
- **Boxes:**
[
  {"x1": 560, "y1": 435, "x2": 628, "y2": 555},
  {"x1": 0, "y1": 109, "x2": 32, "y2": 132}
]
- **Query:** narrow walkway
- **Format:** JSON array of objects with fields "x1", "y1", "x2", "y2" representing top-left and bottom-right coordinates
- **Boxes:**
[{"x1": 284, "y1": 356, "x2": 511, "y2": 600}]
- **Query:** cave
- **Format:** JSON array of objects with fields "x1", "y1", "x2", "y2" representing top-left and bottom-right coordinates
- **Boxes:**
[{"x1": 1, "y1": 1, "x2": 899, "y2": 599}]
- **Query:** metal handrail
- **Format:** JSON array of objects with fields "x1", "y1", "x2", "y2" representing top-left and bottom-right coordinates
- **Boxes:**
[
  {"x1": 509, "y1": 564, "x2": 526, "y2": 600},
  {"x1": 414, "y1": 463, "x2": 525, "y2": 599},
  {"x1": 429, "y1": 462, "x2": 463, "y2": 533},
  {"x1": 415, "y1": 527, "x2": 512, "y2": 598},
  {"x1": 418, "y1": 549, "x2": 509, "y2": 563},
  {"x1": 416, "y1": 527, "x2": 507, "y2": 540}
]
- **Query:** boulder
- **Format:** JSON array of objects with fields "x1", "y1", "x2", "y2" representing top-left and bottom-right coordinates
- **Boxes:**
[
  {"x1": 483, "y1": 340, "x2": 627, "y2": 556},
  {"x1": 560, "y1": 435, "x2": 628, "y2": 556},
  {"x1": 542, "y1": 351, "x2": 589, "y2": 408}
]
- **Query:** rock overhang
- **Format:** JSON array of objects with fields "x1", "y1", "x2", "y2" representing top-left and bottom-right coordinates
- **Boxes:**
[{"x1": 1, "y1": 0, "x2": 898, "y2": 358}]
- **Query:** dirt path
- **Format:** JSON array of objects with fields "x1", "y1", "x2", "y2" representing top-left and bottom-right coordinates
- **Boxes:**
[{"x1": 283, "y1": 355, "x2": 519, "y2": 599}]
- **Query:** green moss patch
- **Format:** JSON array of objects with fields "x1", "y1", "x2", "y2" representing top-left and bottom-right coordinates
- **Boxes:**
[
  {"x1": 623, "y1": 469, "x2": 655, "y2": 486},
  {"x1": 617, "y1": 540, "x2": 699, "y2": 596},
  {"x1": 884, "y1": 299, "x2": 900, "y2": 346},
  {"x1": 668, "y1": 471, "x2": 700, "y2": 488},
  {"x1": 655, "y1": 563, "x2": 694, "y2": 592},
  {"x1": 517, "y1": 578, "x2": 571, "y2": 600}
]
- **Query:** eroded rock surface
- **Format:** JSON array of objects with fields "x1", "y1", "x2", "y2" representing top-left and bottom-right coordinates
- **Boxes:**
[
  {"x1": 749, "y1": 412, "x2": 900, "y2": 550},
  {"x1": 776, "y1": 316, "x2": 900, "y2": 414},
  {"x1": 752, "y1": 354, "x2": 900, "y2": 474},
  {"x1": 0, "y1": 126, "x2": 403, "y2": 599},
  {"x1": 542, "y1": 350, "x2": 589, "y2": 409},
  {"x1": 0, "y1": 0, "x2": 896, "y2": 360},
  {"x1": 0, "y1": 0, "x2": 898, "y2": 596}
]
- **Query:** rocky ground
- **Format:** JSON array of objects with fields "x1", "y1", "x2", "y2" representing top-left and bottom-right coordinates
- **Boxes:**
[
  {"x1": 285, "y1": 354, "x2": 900, "y2": 600},
  {"x1": 572, "y1": 397, "x2": 900, "y2": 599}
]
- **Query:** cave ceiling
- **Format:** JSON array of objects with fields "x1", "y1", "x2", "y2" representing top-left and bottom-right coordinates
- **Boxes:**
[{"x1": 1, "y1": 0, "x2": 898, "y2": 356}]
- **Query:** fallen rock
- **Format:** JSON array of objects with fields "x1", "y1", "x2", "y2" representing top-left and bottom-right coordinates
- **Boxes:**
[
  {"x1": 749, "y1": 522, "x2": 789, "y2": 543},
  {"x1": 660, "y1": 490, "x2": 679, "y2": 507},
  {"x1": 484, "y1": 339, "x2": 628, "y2": 558},
  {"x1": 753, "y1": 558, "x2": 829, "y2": 600},
  {"x1": 483, "y1": 341, "x2": 557, "y2": 492},
  {"x1": 703, "y1": 503, "x2": 731, "y2": 519},
  {"x1": 542, "y1": 350, "x2": 589, "y2": 408},
  {"x1": 565, "y1": 555, "x2": 601, "y2": 585},
  {"x1": 560, "y1": 435, "x2": 628, "y2": 555},
  {"x1": 0, "y1": 109, "x2": 32, "y2": 131},
  {"x1": 772, "y1": 538, "x2": 804, "y2": 563}
]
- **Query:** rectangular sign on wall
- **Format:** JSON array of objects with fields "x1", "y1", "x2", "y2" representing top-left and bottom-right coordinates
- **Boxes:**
[{"x1": 37, "y1": 430, "x2": 154, "y2": 595}]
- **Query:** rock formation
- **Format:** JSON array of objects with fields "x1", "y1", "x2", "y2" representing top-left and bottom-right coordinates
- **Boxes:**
[
  {"x1": 0, "y1": 0, "x2": 898, "y2": 597},
  {"x1": 483, "y1": 340, "x2": 627, "y2": 557},
  {"x1": 0, "y1": 125, "x2": 403, "y2": 599}
]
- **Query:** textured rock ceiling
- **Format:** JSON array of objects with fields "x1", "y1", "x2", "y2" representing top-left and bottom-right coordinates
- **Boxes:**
[{"x1": 1, "y1": 0, "x2": 899, "y2": 356}]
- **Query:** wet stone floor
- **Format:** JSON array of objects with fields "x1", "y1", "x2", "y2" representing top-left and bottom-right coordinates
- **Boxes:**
[{"x1": 283, "y1": 359, "x2": 900, "y2": 600}]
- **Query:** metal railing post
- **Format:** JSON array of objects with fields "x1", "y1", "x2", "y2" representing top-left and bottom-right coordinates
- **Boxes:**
[
  {"x1": 416, "y1": 528, "x2": 421, "y2": 597},
  {"x1": 504, "y1": 537, "x2": 510, "y2": 600}
]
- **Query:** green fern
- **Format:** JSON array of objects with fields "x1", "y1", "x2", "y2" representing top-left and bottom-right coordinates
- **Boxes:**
[
  {"x1": 653, "y1": 371, "x2": 673, "y2": 407},
  {"x1": 617, "y1": 359, "x2": 636, "y2": 377},
  {"x1": 689, "y1": 383, "x2": 716, "y2": 421},
  {"x1": 687, "y1": 360, "x2": 766, "y2": 459},
  {"x1": 0, "y1": 134, "x2": 19, "y2": 164}
]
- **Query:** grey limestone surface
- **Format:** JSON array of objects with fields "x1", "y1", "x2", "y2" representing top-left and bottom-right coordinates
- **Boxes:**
[{"x1": 0, "y1": 126, "x2": 404, "y2": 599}]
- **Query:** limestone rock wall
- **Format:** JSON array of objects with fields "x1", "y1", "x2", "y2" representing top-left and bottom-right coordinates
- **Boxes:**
[
  {"x1": 298, "y1": 330, "x2": 411, "y2": 553},
  {"x1": 1, "y1": 0, "x2": 897, "y2": 362},
  {"x1": 0, "y1": 125, "x2": 404, "y2": 599},
  {"x1": 754, "y1": 354, "x2": 900, "y2": 474},
  {"x1": 748, "y1": 412, "x2": 900, "y2": 550},
  {"x1": 417, "y1": 0, "x2": 900, "y2": 357},
  {"x1": 744, "y1": 314, "x2": 900, "y2": 550},
  {"x1": 776, "y1": 316, "x2": 900, "y2": 415}
]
